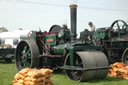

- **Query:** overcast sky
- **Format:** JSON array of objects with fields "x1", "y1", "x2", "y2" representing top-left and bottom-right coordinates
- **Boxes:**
[{"x1": 0, "y1": 0, "x2": 128, "y2": 33}]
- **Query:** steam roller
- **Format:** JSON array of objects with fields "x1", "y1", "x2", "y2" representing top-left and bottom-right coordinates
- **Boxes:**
[{"x1": 15, "y1": 4, "x2": 109, "y2": 82}]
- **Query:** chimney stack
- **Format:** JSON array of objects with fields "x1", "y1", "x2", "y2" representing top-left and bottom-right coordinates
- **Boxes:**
[{"x1": 70, "y1": 4, "x2": 77, "y2": 42}]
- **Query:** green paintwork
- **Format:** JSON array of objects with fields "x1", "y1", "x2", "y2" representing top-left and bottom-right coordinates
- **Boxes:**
[
  {"x1": 45, "y1": 35, "x2": 56, "y2": 46},
  {"x1": 69, "y1": 47, "x2": 74, "y2": 65},
  {"x1": 57, "y1": 29, "x2": 70, "y2": 41},
  {"x1": 93, "y1": 28, "x2": 106, "y2": 40},
  {"x1": 21, "y1": 45, "x2": 31, "y2": 67},
  {"x1": 73, "y1": 45, "x2": 102, "y2": 51},
  {"x1": 53, "y1": 44, "x2": 66, "y2": 55},
  {"x1": 58, "y1": 29, "x2": 64, "y2": 38},
  {"x1": 29, "y1": 31, "x2": 36, "y2": 40}
]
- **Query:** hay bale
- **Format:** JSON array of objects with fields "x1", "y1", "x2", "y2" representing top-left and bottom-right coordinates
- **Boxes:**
[
  {"x1": 108, "y1": 62, "x2": 128, "y2": 80},
  {"x1": 13, "y1": 68, "x2": 53, "y2": 85}
]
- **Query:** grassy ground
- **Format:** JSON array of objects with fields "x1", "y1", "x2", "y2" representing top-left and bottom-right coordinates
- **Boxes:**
[
  {"x1": 0, "y1": 61, "x2": 18, "y2": 85},
  {"x1": 0, "y1": 61, "x2": 128, "y2": 85}
]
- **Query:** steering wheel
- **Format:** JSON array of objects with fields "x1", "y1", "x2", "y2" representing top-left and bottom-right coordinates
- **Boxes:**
[{"x1": 111, "y1": 20, "x2": 128, "y2": 36}]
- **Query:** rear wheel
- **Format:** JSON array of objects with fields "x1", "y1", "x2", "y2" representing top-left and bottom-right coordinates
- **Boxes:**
[
  {"x1": 122, "y1": 48, "x2": 128, "y2": 64},
  {"x1": 15, "y1": 40, "x2": 39, "y2": 71}
]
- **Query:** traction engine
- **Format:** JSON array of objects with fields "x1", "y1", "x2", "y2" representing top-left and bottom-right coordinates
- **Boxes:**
[{"x1": 15, "y1": 4, "x2": 109, "y2": 81}]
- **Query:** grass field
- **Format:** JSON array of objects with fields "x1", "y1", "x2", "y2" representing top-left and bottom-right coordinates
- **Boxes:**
[{"x1": 0, "y1": 61, "x2": 128, "y2": 85}]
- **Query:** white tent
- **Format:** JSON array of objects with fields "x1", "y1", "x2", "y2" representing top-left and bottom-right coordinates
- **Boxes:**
[
  {"x1": 0, "y1": 30, "x2": 31, "y2": 47},
  {"x1": 0, "y1": 30, "x2": 31, "y2": 39},
  {"x1": 0, "y1": 32, "x2": 20, "y2": 39}
]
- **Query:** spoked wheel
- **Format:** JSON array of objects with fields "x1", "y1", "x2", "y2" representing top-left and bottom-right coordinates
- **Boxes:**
[
  {"x1": 111, "y1": 20, "x2": 128, "y2": 36},
  {"x1": 111, "y1": 20, "x2": 128, "y2": 30},
  {"x1": 15, "y1": 40, "x2": 40, "y2": 71},
  {"x1": 65, "y1": 51, "x2": 109, "y2": 81},
  {"x1": 122, "y1": 48, "x2": 128, "y2": 65}
]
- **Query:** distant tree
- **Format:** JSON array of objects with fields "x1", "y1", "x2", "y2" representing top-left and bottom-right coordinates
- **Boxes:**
[
  {"x1": 0, "y1": 27, "x2": 8, "y2": 33},
  {"x1": 18, "y1": 28, "x2": 23, "y2": 30}
]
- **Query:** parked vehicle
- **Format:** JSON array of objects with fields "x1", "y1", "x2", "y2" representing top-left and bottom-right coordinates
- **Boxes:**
[
  {"x1": 0, "y1": 30, "x2": 29, "y2": 63},
  {"x1": 0, "y1": 44, "x2": 15, "y2": 62}
]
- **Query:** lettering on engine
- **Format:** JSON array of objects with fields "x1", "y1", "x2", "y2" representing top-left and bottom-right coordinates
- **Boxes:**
[{"x1": 47, "y1": 39, "x2": 54, "y2": 42}]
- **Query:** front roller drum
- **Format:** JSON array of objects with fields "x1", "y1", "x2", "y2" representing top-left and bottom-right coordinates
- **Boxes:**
[{"x1": 65, "y1": 51, "x2": 109, "y2": 81}]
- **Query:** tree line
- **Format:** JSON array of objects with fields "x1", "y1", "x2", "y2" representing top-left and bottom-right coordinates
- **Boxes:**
[{"x1": 0, "y1": 27, "x2": 8, "y2": 33}]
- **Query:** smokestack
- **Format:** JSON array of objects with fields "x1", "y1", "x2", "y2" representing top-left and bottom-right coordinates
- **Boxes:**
[{"x1": 70, "y1": 4, "x2": 77, "y2": 42}]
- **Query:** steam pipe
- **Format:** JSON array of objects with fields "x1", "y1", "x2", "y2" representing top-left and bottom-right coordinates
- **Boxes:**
[{"x1": 70, "y1": 4, "x2": 77, "y2": 42}]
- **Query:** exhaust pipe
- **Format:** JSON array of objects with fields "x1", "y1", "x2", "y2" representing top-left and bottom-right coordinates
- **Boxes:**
[{"x1": 70, "y1": 4, "x2": 77, "y2": 42}]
